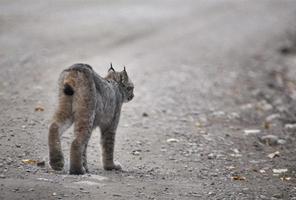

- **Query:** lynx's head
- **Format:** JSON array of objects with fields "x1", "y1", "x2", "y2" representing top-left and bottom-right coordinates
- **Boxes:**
[{"x1": 106, "y1": 63, "x2": 134, "y2": 102}]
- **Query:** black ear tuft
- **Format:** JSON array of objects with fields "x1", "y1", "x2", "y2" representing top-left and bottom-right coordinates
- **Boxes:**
[
  {"x1": 123, "y1": 66, "x2": 128, "y2": 76},
  {"x1": 109, "y1": 62, "x2": 115, "y2": 72}
]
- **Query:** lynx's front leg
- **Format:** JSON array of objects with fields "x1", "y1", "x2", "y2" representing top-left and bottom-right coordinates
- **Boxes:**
[{"x1": 101, "y1": 130, "x2": 122, "y2": 170}]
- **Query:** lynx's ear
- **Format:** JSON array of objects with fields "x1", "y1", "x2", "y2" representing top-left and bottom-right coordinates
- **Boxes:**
[
  {"x1": 108, "y1": 62, "x2": 115, "y2": 72},
  {"x1": 122, "y1": 66, "x2": 128, "y2": 76},
  {"x1": 120, "y1": 66, "x2": 128, "y2": 83}
]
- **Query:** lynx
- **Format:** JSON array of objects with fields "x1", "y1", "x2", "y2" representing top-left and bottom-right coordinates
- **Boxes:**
[{"x1": 48, "y1": 63, "x2": 134, "y2": 175}]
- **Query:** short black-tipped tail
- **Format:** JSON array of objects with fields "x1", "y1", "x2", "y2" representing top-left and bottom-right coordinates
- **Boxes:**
[{"x1": 63, "y1": 83, "x2": 74, "y2": 95}]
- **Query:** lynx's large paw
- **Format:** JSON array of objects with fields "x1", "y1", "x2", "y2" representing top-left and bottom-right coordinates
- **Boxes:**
[
  {"x1": 49, "y1": 153, "x2": 64, "y2": 171},
  {"x1": 69, "y1": 166, "x2": 86, "y2": 175},
  {"x1": 103, "y1": 162, "x2": 122, "y2": 171}
]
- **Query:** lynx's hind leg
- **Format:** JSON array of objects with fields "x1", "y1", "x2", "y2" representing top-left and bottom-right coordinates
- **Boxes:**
[
  {"x1": 49, "y1": 94, "x2": 73, "y2": 171},
  {"x1": 70, "y1": 105, "x2": 95, "y2": 175},
  {"x1": 82, "y1": 145, "x2": 89, "y2": 173},
  {"x1": 70, "y1": 72, "x2": 96, "y2": 175}
]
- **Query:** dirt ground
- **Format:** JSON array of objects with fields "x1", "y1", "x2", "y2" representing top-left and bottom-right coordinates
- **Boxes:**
[{"x1": 1, "y1": 0, "x2": 296, "y2": 199}]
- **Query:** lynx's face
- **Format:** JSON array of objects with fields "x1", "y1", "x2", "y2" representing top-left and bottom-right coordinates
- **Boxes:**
[
  {"x1": 121, "y1": 74, "x2": 134, "y2": 102},
  {"x1": 106, "y1": 64, "x2": 134, "y2": 102}
]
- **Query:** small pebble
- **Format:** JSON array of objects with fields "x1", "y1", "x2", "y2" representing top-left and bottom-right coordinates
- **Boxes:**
[
  {"x1": 131, "y1": 150, "x2": 141, "y2": 156},
  {"x1": 228, "y1": 112, "x2": 240, "y2": 119},
  {"x1": 259, "y1": 135, "x2": 281, "y2": 146},
  {"x1": 284, "y1": 123, "x2": 296, "y2": 131},
  {"x1": 272, "y1": 193, "x2": 282, "y2": 199},
  {"x1": 244, "y1": 129, "x2": 261, "y2": 135},
  {"x1": 267, "y1": 151, "x2": 280, "y2": 159},
  {"x1": 265, "y1": 114, "x2": 280, "y2": 122},
  {"x1": 166, "y1": 138, "x2": 179, "y2": 143},
  {"x1": 207, "y1": 153, "x2": 216, "y2": 160},
  {"x1": 210, "y1": 173, "x2": 218, "y2": 177},
  {"x1": 277, "y1": 139, "x2": 286, "y2": 145},
  {"x1": 273, "y1": 168, "x2": 288, "y2": 174},
  {"x1": 257, "y1": 101, "x2": 273, "y2": 111},
  {"x1": 259, "y1": 195, "x2": 268, "y2": 199},
  {"x1": 212, "y1": 111, "x2": 225, "y2": 117},
  {"x1": 142, "y1": 112, "x2": 149, "y2": 117}
]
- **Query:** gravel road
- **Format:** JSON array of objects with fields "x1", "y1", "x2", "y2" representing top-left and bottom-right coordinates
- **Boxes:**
[{"x1": 1, "y1": 0, "x2": 296, "y2": 199}]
